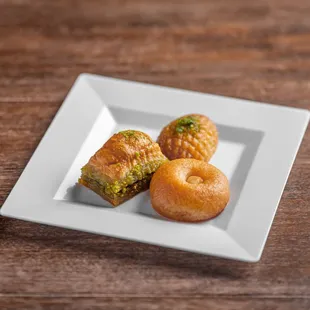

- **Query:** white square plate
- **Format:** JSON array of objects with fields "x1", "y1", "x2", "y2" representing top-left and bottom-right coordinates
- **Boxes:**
[{"x1": 1, "y1": 74, "x2": 309, "y2": 262}]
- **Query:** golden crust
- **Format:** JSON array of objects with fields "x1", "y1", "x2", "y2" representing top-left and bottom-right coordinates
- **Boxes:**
[
  {"x1": 157, "y1": 114, "x2": 218, "y2": 162},
  {"x1": 150, "y1": 159, "x2": 230, "y2": 222},
  {"x1": 83, "y1": 130, "x2": 165, "y2": 183},
  {"x1": 79, "y1": 130, "x2": 167, "y2": 206}
]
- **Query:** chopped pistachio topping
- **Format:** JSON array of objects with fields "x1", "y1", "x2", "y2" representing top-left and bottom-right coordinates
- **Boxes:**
[
  {"x1": 119, "y1": 130, "x2": 136, "y2": 138},
  {"x1": 175, "y1": 116, "x2": 200, "y2": 133}
]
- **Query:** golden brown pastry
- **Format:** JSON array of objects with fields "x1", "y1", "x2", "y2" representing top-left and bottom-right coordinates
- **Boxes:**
[
  {"x1": 79, "y1": 130, "x2": 167, "y2": 206},
  {"x1": 150, "y1": 159, "x2": 230, "y2": 222},
  {"x1": 157, "y1": 114, "x2": 218, "y2": 162}
]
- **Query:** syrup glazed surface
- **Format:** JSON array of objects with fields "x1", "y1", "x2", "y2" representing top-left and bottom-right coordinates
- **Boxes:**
[{"x1": 157, "y1": 114, "x2": 218, "y2": 162}]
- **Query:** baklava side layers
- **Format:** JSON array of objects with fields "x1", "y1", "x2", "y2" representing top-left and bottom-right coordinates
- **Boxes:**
[{"x1": 79, "y1": 130, "x2": 168, "y2": 206}]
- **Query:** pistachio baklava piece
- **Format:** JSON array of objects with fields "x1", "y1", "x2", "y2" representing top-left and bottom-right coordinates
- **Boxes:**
[{"x1": 78, "y1": 130, "x2": 168, "y2": 206}]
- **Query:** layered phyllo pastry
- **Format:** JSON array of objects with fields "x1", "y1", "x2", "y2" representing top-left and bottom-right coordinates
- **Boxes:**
[{"x1": 79, "y1": 130, "x2": 167, "y2": 206}]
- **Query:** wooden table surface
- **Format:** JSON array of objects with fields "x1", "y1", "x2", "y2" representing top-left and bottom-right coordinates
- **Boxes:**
[{"x1": 1, "y1": 1, "x2": 310, "y2": 309}]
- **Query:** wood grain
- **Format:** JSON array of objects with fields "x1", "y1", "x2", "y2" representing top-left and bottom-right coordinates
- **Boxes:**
[
  {"x1": 1, "y1": 297, "x2": 310, "y2": 310},
  {"x1": 0, "y1": 0, "x2": 310, "y2": 309}
]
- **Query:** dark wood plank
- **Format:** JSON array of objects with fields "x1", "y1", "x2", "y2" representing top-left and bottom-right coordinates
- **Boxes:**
[
  {"x1": 0, "y1": 0, "x2": 310, "y2": 309},
  {"x1": 0, "y1": 297, "x2": 310, "y2": 310}
]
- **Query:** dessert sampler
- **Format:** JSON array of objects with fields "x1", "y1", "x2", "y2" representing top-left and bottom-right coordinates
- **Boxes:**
[{"x1": 79, "y1": 114, "x2": 230, "y2": 222}]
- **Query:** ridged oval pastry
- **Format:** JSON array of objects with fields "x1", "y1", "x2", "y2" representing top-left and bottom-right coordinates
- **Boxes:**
[{"x1": 157, "y1": 114, "x2": 218, "y2": 162}]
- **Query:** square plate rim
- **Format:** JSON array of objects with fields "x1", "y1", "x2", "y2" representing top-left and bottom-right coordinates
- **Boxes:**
[{"x1": 1, "y1": 73, "x2": 309, "y2": 262}]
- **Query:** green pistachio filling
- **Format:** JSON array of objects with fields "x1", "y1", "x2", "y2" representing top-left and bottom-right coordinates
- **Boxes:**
[
  {"x1": 81, "y1": 174, "x2": 152, "y2": 199},
  {"x1": 175, "y1": 116, "x2": 200, "y2": 133},
  {"x1": 81, "y1": 159, "x2": 167, "y2": 197}
]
